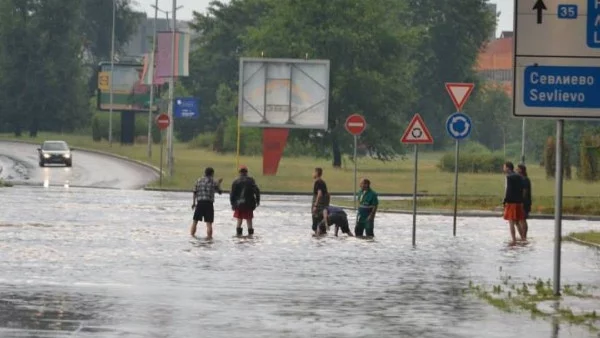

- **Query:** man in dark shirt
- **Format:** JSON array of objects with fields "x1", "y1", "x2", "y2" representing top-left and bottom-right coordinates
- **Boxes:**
[
  {"x1": 517, "y1": 163, "x2": 532, "y2": 240},
  {"x1": 230, "y1": 165, "x2": 260, "y2": 237},
  {"x1": 503, "y1": 161, "x2": 526, "y2": 245},
  {"x1": 312, "y1": 167, "x2": 330, "y2": 235},
  {"x1": 191, "y1": 167, "x2": 223, "y2": 239},
  {"x1": 316, "y1": 205, "x2": 353, "y2": 237}
]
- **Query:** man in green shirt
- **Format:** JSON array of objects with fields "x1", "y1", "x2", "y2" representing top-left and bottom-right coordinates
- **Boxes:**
[{"x1": 355, "y1": 178, "x2": 378, "y2": 237}]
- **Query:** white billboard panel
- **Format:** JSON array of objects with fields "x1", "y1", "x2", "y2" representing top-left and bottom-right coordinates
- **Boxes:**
[{"x1": 238, "y1": 58, "x2": 330, "y2": 129}]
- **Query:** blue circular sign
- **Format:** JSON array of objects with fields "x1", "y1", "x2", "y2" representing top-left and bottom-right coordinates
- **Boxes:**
[{"x1": 446, "y1": 112, "x2": 472, "y2": 140}]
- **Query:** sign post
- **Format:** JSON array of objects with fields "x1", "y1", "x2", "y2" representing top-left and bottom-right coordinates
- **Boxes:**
[
  {"x1": 156, "y1": 113, "x2": 171, "y2": 186},
  {"x1": 445, "y1": 83, "x2": 475, "y2": 236},
  {"x1": 345, "y1": 114, "x2": 367, "y2": 209},
  {"x1": 401, "y1": 113, "x2": 434, "y2": 246},
  {"x1": 512, "y1": 0, "x2": 599, "y2": 295}
]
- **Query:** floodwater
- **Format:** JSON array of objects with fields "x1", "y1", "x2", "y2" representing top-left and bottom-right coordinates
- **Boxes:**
[{"x1": 1, "y1": 186, "x2": 599, "y2": 338}]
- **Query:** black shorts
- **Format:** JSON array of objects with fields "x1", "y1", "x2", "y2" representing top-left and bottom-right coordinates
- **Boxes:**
[
  {"x1": 193, "y1": 201, "x2": 214, "y2": 222},
  {"x1": 524, "y1": 204, "x2": 531, "y2": 219},
  {"x1": 330, "y1": 214, "x2": 350, "y2": 234}
]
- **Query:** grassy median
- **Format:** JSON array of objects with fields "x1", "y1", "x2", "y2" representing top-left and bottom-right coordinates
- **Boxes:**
[
  {"x1": 4, "y1": 132, "x2": 600, "y2": 215},
  {"x1": 566, "y1": 231, "x2": 600, "y2": 246},
  {"x1": 332, "y1": 196, "x2": 600, "y2": 216}
]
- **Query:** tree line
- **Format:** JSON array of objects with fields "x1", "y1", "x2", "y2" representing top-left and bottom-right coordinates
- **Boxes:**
[
  {"x1": 1, "y1": 0, "x2": 599, "y2": 168},
  {"x1": 0, "y1": 0, "x2": 140, "y2": 136}
]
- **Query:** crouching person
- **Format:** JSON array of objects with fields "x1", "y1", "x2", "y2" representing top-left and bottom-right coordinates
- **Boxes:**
[{"x1": 317, "y1": 206, "x2": 353, "y2": 237}]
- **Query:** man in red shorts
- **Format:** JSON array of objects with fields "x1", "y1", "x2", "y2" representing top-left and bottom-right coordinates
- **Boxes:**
[
  {"x1": 230, "y1": 165, "x2": 261, "y2": 236},
  {"x1": 502, "y1": 161, "x2": 526, "y2": 245}
]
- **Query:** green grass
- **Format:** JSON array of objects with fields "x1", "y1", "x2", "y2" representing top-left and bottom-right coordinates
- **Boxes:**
[
  {"x1": 566, "y1": 231, "x2": 600, "y2": 245},
  {"x1": 4, "y1": 132, "x2": 600, "y2": 200},
  {"x1": 332, "y1": 196, "x2": 600, "y2": 216},
  {"x1": 0, "y1": 178, "x2": 12, "y2": 187}
]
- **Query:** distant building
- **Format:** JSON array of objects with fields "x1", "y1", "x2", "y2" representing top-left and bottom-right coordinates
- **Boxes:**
[
  {"x1": 122, "y1": 14, "x2": 196, "y2": 58},
  {"x1": 476, "y1": 31, "x2": 513, "y2": 95}
]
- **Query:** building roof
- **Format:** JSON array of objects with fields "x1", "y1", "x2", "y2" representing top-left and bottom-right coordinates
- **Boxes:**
[{"x1": 477, "y1": 36, "x2": 513, "y2": 70}]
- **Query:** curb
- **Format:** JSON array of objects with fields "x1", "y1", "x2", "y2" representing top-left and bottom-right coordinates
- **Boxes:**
[
  {"x1": 0, "y1": 139, "x2": 162, "y2": 177},
  {"x1": 330, "y1": 204, "x2": 600, "y2": 221},
  {"x1": 565, "y1": 236, "x2": 600, "y2": 249}
]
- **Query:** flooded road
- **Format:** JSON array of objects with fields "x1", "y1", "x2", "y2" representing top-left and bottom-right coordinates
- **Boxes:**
[
  {"x1": 0, "y1": 141, "x2": 158, "y2": 189},
  {"x1": 1, "y1": 186, "x2": 599, "y2": 337}
]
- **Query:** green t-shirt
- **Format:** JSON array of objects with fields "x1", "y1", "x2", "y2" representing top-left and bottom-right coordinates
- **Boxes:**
[{"x1": 357, "y1": 188, "x2": 378, "y2": 217}]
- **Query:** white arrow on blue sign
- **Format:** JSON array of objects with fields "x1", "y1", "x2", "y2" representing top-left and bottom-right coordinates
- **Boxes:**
[{"x1": 446, "y1": 112, "x2": 472, "y2": 140}]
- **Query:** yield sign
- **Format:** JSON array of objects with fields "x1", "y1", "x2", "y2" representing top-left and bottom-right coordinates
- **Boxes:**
[
  {"x1": 445, "y1": 83, "x2": 475, "y2": 111},
  {"x1": 401, "y1": 113, "x2": 434, "y2": 144}
]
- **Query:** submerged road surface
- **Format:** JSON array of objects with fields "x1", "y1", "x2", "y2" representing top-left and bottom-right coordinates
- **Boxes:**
[
  {"x1": 1, "y1": 186, "x2": 600, "y2": 337},
  {"x1": 0, "y1": 141, "x2": 158, "y2": 189}
]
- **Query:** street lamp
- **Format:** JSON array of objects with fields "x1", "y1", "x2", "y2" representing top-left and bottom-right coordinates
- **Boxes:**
[{"x1": 167, "y1": 0, "x2": 183, "y2": 177}]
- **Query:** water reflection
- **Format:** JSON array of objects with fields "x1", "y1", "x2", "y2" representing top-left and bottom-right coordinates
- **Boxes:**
[{"x1": 0, "y1": 186, "x2": 598, "y2": 337}]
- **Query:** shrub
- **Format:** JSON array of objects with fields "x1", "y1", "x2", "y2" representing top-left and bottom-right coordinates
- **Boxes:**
[
  {"x1": 579, "y1": 135, "x2": 600, "y2": 181},
  {"x1": 544, "y1": 136, "x2": 572, "y2": 179},
  {"x1": 189, "y1": 132, "x2": 215, "y2": 149},
  {"x1": 438, "y1": 151, "x2": 505, "y2": 173}
]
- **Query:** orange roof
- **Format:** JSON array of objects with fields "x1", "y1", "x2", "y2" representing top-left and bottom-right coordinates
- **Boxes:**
[{"x1": 477, "y1": 37, "x2": 513, "y2": 70}]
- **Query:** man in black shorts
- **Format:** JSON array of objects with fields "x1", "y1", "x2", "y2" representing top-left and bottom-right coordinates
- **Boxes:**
[
  {"x1": 316, "y1": 206, "x2": 354, "y2": 237},
  {"x1": 312, "y1": 167, "x2": 330, "y2": 234},
  {"x1": 190, "y1": 167, "x2": 223, "y2": 239}
]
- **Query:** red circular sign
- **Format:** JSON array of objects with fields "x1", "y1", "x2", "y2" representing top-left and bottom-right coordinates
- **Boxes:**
[
  {"x1": 156, "y1": 113, "x2": 170, "y2": 130},
  {"x1": 345, "y1": 114, "x2": 366, "y2": 135}
]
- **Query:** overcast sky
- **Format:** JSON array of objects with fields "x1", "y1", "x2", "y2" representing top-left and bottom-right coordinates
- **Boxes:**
[{"x1": 133, "y1": 0, "x2": 514, "y2": 37}]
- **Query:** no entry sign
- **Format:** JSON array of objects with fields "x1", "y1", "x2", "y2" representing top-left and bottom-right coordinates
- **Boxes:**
[
  {"x1": 156, "y1": 113, "x2": 170, "y2": 130},
  {"x1": 345, "y1": 114, "x2": 366, "y2": 136}
]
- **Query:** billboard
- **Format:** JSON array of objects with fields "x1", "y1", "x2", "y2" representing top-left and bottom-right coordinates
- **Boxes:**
[
  {"x1": 96, "y1": 62, "x2": 158, "y2": 112},
  {"x1": 238, "y1": 58, "x2": 330, "y2": 130}
]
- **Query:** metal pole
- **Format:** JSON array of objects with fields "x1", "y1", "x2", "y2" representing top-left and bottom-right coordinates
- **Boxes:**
[
  {"x1": 412, "y1": 144, "x2": 418, "y2": 246},
  {"x1": 353, "y1": 135, "x2": 358, "y2": 210},
  {"x1": 553, "y1": 119, "x2": 564, "y2": 296},
  {"x1": 108, "y1": 0, "x2": 116, "y2": 147},
  {"x1": 160, "y1": 130, "x2": 164, "y2": 186},
  {"x1": 147, "y1": 0, "x2": 158, "y2": 159},
  {"x1": 521, "y1": 119, "x2": 526, "y2": 164},
  {"x1": 167, "y1": 0, "x2": 177, "y2": 177},
  {"x1": 453, "y1": 140, "x2": 460, "y2": 236}
]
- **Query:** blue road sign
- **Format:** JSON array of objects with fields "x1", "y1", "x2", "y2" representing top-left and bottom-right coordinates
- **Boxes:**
[
  {"x1": 558, "y1": 4, "x2": 577, "y2": 19},
  {"x1": 173, "y1": 97, "x2": 199, "y2": 119},
  {"x1": 588, "y1": 0, "x2": 600, "y2": 47},
  {"x1": 523, "y1": 65, "x2": 600, "y2": 108},
  {"x1": 446, "y1": 112, "x2": 472, "y2": 140}
]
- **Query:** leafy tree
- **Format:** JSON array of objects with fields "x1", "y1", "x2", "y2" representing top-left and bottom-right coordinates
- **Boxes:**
[
  {"x1": 243, "y1": 0, "x2": 422, "y2": 165},
  {"x1": 408, "y1": 0, "x2": 495, "y2": 149},
  {"x1": 81, "y1": 0, "x2": 142, "y2": 96},
  {"x1": 182, "y1": 0, "x2": 274, "y2": 139},
  {"x1": 0, "y1": 0, "x2": 88, "y2": 136}
]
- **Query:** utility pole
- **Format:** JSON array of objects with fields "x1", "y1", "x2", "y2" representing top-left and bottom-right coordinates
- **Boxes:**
[{"x1": 108, "y1": 0, "x2": 116, "y2": 147}]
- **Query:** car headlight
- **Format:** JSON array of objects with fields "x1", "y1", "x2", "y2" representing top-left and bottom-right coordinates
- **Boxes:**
[
  {"x1": 63, "y1": 153, "x2": 71, "y2": 158},
  {"x1": 43, "y1": 153, "x2": 50, "y2": 158}
]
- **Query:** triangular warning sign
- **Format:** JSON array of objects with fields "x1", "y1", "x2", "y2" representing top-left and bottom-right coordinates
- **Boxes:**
[
  {"x1": 401, "y1": 113, "x2": 434, "y2": 144},
  {"x1": 445, "y1": 83, "x2": 475, "y2": 111}
]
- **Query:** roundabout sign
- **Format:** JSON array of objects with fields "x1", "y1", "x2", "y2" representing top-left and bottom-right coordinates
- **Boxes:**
[{"x1": 446, "y1": 112, "x2": 472, "y2": 140}]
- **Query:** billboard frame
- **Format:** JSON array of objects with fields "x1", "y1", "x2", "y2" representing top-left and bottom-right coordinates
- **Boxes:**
[
  {"x1": 237, "y1": 57, "x2": 330, "y2": 130},
  {"x1": 96, "y1": 61, "x2": 159, "y2": 113}
]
